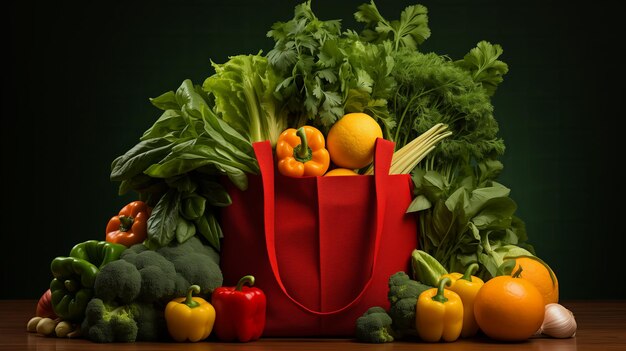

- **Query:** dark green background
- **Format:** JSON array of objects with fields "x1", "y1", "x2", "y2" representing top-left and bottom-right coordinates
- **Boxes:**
[{"x1": 4, "y1": 0, "x2": 623, "y2": 299}]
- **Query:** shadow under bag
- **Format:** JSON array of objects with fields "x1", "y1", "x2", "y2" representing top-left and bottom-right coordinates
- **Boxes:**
[{"x1": 220, "y1": 138, "x2": 418, "y2": 337}]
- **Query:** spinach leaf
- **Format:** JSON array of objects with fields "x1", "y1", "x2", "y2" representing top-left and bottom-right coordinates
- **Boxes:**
[
  {"x1": 117, "y1": 173, "x2": 163, "y2": 196},
  {"x1": 181, "y1": 194, "x2": 207, "y2": 220},
  {"x1": 205, "y1": 211, "x2": 223, "y2": 251},
  {"x1": 144, "y1": 139, "x2": 256, "y2": 180},
  {"x1": 411, "y1": 160, "x2": 534, "y2": 280},
  {"x1": 175, "y1": 217, "x2": 196, "y2": 244},
  {"x1": 197, "y1": 179, "x2": 231, "y2": 207},
  {"x1": 195, "y1": 211, "x2": 222, "y2": 251},
  {"x1": 141, "y1": 110, "x2": 186, "y2": 141},
  {"x1": 149, "y1": 90, "x2": 179, "y2": 111},
  {"x1": 145, "y1": 189, "x2": 181, "y2": 249},
  {"x1": 110, "y1": 137, "x2": 174, "y2": 181}
]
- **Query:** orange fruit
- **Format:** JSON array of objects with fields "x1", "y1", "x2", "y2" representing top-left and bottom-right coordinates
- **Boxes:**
[
  {"x1": 474, "y1": 275, "x2": 544, "y2": 341},
  {"x1": 326, "y1": 113, "x2": 383, "y2": 169},
  {"x1": 506, "y1": 256, "x2": 559, "y2": 305},
  {"x1": 324, "y1": 168, "x2": 358, "y2": 176}
]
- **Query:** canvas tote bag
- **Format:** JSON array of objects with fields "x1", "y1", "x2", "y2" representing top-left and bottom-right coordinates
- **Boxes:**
[{"x1": 219, "y1": 138, "x2": 418, "y2": 336}]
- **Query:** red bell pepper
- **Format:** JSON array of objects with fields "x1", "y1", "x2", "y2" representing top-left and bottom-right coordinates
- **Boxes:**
[{"x1": 211, "y1": 275, "x2": 266, "y2": 342}]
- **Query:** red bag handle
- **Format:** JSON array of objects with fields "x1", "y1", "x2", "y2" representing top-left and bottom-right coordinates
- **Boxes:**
[{"x1": 253, "y1": 138, "x2": 394, "y2": 315}]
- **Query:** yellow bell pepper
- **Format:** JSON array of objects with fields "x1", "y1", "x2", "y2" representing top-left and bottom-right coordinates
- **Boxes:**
[
  {"x1": 415, "y1": 277, "x2": 463, "y2": 342},
  {"x1": 441, "y1": 263, "x2": 484, "y2": 338},
  {"x1": 165, "y1": 285, "x2": 216, "y2": 342}
]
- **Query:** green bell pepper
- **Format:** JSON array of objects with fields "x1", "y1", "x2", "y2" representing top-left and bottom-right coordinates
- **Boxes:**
[
  {"x1": 49, "y1": 240, "x2": 126, "y2": 321},
  {"x1": 69, "y1": 240, "x2": 126, "y2": 268}
]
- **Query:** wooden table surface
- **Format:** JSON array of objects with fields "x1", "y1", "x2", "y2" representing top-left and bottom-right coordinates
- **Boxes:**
[{"x1": 1, "y1": 300, "x2": 625, "y2": 350}]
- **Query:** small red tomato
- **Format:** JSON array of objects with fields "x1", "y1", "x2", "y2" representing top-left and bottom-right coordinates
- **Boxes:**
[{"x1": 36, "y1": 289, "x2": 57, "y2": 319}]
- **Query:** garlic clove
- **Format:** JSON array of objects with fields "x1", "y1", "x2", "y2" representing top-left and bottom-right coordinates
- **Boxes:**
[{"x1": 540, "y1": 303, "x2": 577, "y2": 338}]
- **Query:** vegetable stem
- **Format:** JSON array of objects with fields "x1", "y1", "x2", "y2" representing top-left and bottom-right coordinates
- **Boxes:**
[
  {"x1": 365, "y1": 123, "x2": 451, "y2": 175},
  {"x1": 183, "y1": 285, "x2": 201, "y2": 308},
  {"x1": 294, "y1": 127, "x2": 312, "y2": 162},
  {"x1": 432, "y1": 277, "x2": 451, "y2": 303},
  {"x1": 235, "y1": 275, "x2": 255, "y2": 291}
]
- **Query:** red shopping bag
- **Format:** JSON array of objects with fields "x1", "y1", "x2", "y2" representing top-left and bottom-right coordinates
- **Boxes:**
[{"x1": 219, "y1": 138, "x2": 418, "y2": 337}]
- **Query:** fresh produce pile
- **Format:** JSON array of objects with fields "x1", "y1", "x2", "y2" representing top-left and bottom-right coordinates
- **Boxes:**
[
  {"x1": 26, "y1": 0, "x2": 576, "y2": 344},
  {"x1": 355, "y1": 250, "x2": 575, "y2": 343}
]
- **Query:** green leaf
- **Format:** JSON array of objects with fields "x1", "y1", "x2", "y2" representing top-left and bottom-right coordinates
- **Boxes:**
[
  {"x1": 496, "y1": 259, "x2": 516, "y2": 276},
  {"x1": 422, "y1": 171, "x2": 449, "y2": 199},
  {"x1": 411, "y1": 249, "x2": 448, "y2": 286},
  {"x1": 406, "y1": 194, "x2": 431, "y2": 213},
  {"x1": 468, "y1": 222, "x2": 481, "y2": 241},
  {"x1": 430, "y1": 200, "x2": 455, "y2": 246},
  {"x1": 395, "y1": 4, "x2": 430, "y2": 49},
  {"x1": 355, "y1": 68, "x2": 373, "y2": 93},
  {"x1": 175, "y1": 217, "x2": 196, "y2": 244},
  {"x1": 110, "y1": 137, "x2": 174, "y2": 181},
  {"x1": 196, "y1": 211, "x2": 222, "y2": 252},
  {"x1": 216, "y1": 164, "x2": 249, "y2": 191},
  {"x1": 455, "y1": 41, "x2": 509, "y2": 96},
  {"x1": 117, "y1": 174, "x2": 162, "y2": 196},
  {"x1": 356, "y1": 1, "x2": 430, "y2": 50},
  {"x1": 203, "y1": 54, "x2": 289, "y2": 146},
  {"x1": 149, "y1": 91, "x2": 178, "y2": 111},
  {"x1": 464, "y1": 182, "x2": 511, "y2": 219},
  {"x1": 197, "y1": 179, "x2": 232, "y2": 207},
  {"x1": 478, "y1": 251, "x2": 499, "y2": 278},
  {"x1": 355, "y1": 1, "x2": 391, "y2": 43},
  {"x1": 471, "y1": 197, "x2": 517, "y2": 230},
  {"x1": 146, "y1": 189, "x2": 181, "y2": 248},
  {"x1": 165, "y1": 175, "x2": 197, "y2": 193},
  {"x1": 181, "y1": 194, "x2": 207, "y2": 220},
  {"x1": 141, "y1": 110, "x2": 186, "y2": 141},
  {"x1": 144, "y1": 139, "x2": 256, "y2": 179}
]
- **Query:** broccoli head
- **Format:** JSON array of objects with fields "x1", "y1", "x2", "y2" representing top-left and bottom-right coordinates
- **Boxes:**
[
  {"x1": 130, "y1": 302, "x2": 167, "y2": 341},
  {"x1": 120, "y1": 245, "x2": 182, "y2": 303},
  {"x1": 85, "y1": 237, "x2": 223, "y2": 342},
  {"x1": 355, "y1": 306, "x2": 395, "y2": 343},
  {"x1": 387, "y1": 271, "x2": 432, "y2": 338},
  {"x1": 157, "y1": 236, "x2": 222, "y2": 295},
  {"x1": 94, "y1": 259, "x2": 141, "y2": 304},
  {"x1": 82, "y1": 298, "x2": 138, "y2": 343}
]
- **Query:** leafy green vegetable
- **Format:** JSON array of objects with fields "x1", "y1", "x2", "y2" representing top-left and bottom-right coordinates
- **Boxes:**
[
  {"x1": 202, "y1": 54, "x2": 292, "y2": 146},
  {"x1": 387, "y1": 271, "x2": 431, "y2": 338},
  {"x1": 389, "y1": 49, "x2": 505, "y2": 165},
  {"x1": 109, "y1": 0, "x2": 531, "y2": 274},
  {"x1": 355, "y1": 306, "x2": 395, "y2": 343},
  {"x1": 355, "y1": 0, "x2": 430, "y2": 51},
  {"x1": 455, "y1": 41, "x2": 509, "y2": 96},
  {"x1": 411, "y1": 249, "x2": 447, "y2": 287},
  {"x1": 145, "y1": 189, "x2": 180, "y2": 249},
  {"x1": 266, "y1": 1, "x2": 397, "y2": 134},
  {"x1": 408, "y1": 159, "x2": 534, "y2": 280},
  {"x1": 110, "y1": 78, "x2": 257, "y2": 251}
]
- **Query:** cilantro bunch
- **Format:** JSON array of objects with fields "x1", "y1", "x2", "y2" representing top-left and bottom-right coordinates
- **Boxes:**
[{"x1": 266, "y1": 1, "x2": 399, "y2": 136}]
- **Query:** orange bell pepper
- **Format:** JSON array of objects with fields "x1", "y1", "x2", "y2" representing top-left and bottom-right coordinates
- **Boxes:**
[
  {"x1": 276, "y1": 126, "x2": 330, "y2": 177},
  {"x1": 105, "y1": 201, "x2": 151, "y2": 247}
]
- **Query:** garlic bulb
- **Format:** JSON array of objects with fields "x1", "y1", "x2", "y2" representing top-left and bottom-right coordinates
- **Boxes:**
[{"x1": 538, "y1": 303, "x2": 577, "y2": 338}]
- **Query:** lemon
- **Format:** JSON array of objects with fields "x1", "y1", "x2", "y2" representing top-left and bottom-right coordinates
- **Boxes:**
[
  {"x1": 327, "y1": 113, "x2": 383, "y2": 169},
  {"x1": 324, "y1": 168, "x2": 358, "y2": 176}
]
